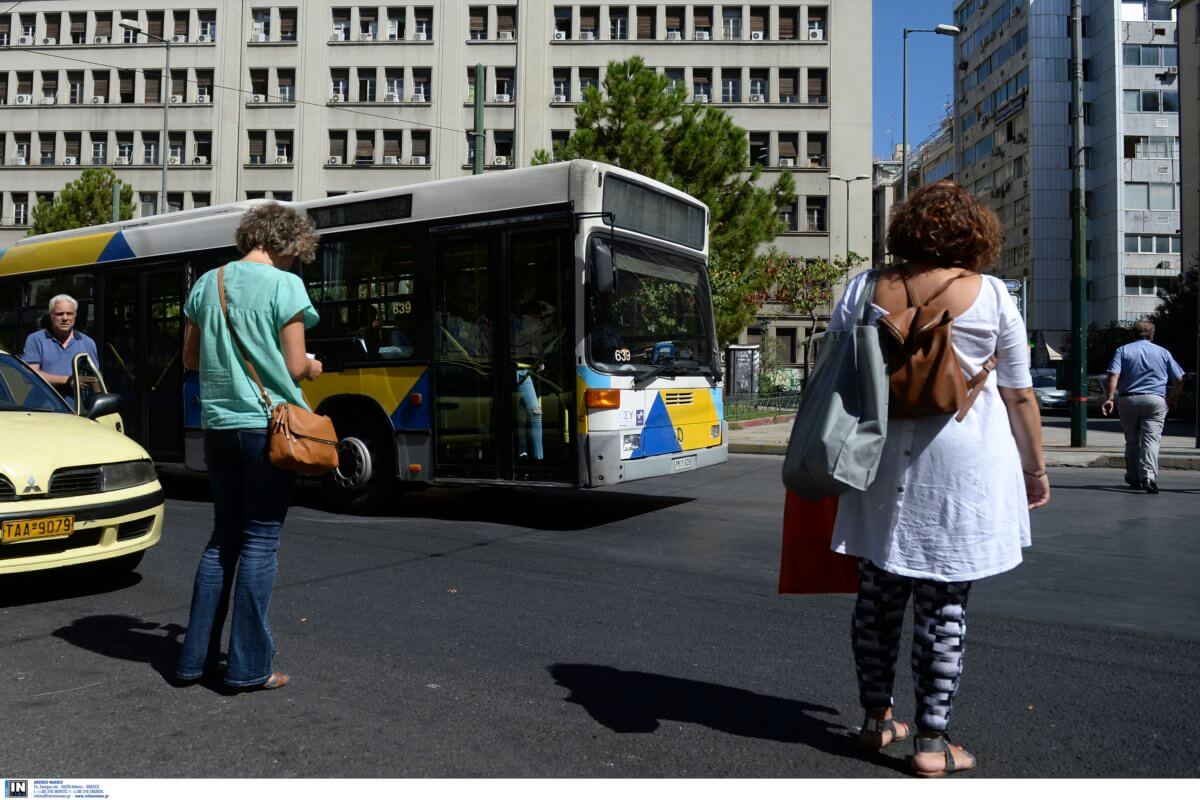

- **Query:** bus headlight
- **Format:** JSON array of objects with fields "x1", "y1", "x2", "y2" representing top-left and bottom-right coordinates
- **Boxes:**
[
  {"x1": 711, "y1": 424, "x2": 721, "y2": 438},
  {"x1": 622, "y1": 433, "x2": 641, "y2": 452},
  {"x1": 101, "y1": 460, "x2": 158, "y2": 491}
]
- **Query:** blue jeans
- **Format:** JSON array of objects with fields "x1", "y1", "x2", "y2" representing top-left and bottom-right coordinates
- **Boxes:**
[
  {"x1": 516, "y1": 369, "x2": 543, "y2": 460},
  {"x1": 176, "y1": 429, "x2": 296, "y2": 686}
]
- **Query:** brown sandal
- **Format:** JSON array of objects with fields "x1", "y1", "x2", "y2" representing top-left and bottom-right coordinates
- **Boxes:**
[
  {"x1": 912, "y1": 735, "x2": 977, "y2": 778},
  {"x1": 859, "y1": 714, "x2": 911, "y2": 750},
  {"x1": 235, "y1": 672, "x2": 290, "y2": 692}
]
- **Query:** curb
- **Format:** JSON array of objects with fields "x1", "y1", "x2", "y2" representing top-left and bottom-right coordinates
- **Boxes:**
[
  {"x1": 728, "y1": 414, "x2": 796, "y2": 431},
  {"x1": 729, "y1": 442, "x2": 1200, "y2": 470}
]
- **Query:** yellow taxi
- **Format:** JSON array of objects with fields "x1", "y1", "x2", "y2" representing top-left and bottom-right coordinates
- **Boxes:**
[{"x1": 0, "y1": 349, "x2": 163, "y2": 575}]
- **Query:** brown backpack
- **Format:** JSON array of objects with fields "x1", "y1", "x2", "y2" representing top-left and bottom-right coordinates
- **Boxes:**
[{"x1": 875, "y1": 272, "x2": 996, "y2": 422}]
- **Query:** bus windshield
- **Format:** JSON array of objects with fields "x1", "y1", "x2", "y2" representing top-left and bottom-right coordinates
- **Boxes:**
[{"x1": 588, "y1": 242, "x2": 715, "y2": 375}]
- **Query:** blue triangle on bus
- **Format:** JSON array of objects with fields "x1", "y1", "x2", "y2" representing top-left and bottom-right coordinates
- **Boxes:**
[
  {"x1": 631, "y1": 394, "x2": 682, "y2": 458},
  {"x1": 98, "y1": 232, "x2": 136, "y2": 262}
]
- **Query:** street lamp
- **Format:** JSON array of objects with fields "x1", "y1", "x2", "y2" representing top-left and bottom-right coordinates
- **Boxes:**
[
  {"x1": 120, "y1": 19, "x2": 171, "y2": 215},
  {"x1": 902, "y1": 23, "x2": 960, "y2": 200},
  {"x1": 828, "y1": 174, "x2": 871, "y2": 262}
]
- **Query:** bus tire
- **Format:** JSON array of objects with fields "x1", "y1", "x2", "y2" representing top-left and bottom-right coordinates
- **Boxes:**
[{"x1": 324, "y1": 423, "x2": 396, "y2": 509}]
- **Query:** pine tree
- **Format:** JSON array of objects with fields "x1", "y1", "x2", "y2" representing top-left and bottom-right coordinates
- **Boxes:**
[
  {"x1": 28, "y1": 168, "x2": 134, "y2": 236},
  {"x1": 532, "y1": 57, "x2": 795, "y2": 346}
]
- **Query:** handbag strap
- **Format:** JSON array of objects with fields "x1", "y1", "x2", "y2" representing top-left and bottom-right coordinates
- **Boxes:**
[
  {"x1": 217, "y1": 266, "x2": 274, "y2": 413},
  {"x1": 853, "y1": 270, "x2": 880, "y2": 327}
]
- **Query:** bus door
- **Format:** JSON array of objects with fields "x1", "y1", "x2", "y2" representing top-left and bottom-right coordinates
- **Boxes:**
[
  {"x1": 431, "y1": 226, "x2": 575, "y2": 484},
  {"x1": 101, "y1": 265, "x2": 185, "y2": 461}
]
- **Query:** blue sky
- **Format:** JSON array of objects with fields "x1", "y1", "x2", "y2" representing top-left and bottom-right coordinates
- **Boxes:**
[{"x1": 872, "y1": 0, "x2": 959, "y2": 160}]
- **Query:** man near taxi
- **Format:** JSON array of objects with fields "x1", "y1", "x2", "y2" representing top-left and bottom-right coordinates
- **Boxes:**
[
  {"x1": 21, "y1": 294, "x2": 99, "y2": 408},
  {"x1": 1101, "y1": 319, "x2": 1185, "y2": 494}
]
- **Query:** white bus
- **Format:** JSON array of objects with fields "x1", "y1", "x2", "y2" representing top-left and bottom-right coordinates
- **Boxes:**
[{"x1": 0, "y1": 161, "x2": 727, "y2": 499}]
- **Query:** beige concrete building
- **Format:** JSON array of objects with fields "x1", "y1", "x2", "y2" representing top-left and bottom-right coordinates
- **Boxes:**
[
  {"x1": 1175, "y1": 0, "x2": 1198, "y2": 283},
  {"x1": 871, "y1": 158, "x2": 901, "y2": 268}
]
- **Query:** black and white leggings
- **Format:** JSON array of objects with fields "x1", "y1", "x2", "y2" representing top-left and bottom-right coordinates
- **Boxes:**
[{"x1": 851, "y1": 560, "x2": 973, "y2": 734}]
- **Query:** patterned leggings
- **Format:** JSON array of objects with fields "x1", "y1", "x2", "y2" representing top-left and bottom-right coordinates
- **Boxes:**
[{"x1": 851, "y1": 560, "x2": 973, "y2": 733}]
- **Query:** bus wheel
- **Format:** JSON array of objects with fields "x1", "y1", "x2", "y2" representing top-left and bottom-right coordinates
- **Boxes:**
[
  {"x1": 323, "y1": 427, "x2": 395, "y2": 509},
  {"x1": 333, "y1": 436, "x2": 374, "y2": 492}
]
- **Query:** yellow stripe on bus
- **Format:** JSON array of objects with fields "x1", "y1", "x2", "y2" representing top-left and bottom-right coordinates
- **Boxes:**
[
  {"x1": 0, "y1": 233, "x2": 115, "y2": 276},
  {"x1": 303, "y1": 365, "x2": 426, "y2": 416}
]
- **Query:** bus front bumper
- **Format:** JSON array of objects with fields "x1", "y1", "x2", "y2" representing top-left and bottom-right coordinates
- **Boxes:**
[{"x1": 586, "y1": 426, "x2": 729, "y2": 487}]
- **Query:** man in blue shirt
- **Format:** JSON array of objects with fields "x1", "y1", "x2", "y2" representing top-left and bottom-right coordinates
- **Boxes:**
[
  {"x1": 21, "y1": 294, "x2": 99, "y2": 410},
  {"x1": 1100, "y1": 319, "x2": 1185, "y2": 493}
]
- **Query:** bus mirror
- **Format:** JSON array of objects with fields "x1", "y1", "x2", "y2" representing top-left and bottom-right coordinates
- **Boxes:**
[{"x1": 590, "y1": 237, "x2": 618, "y2": 296}]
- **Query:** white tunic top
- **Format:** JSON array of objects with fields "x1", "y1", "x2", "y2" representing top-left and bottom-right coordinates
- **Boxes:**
[{"x1": 828, "y1": 271, "x2": 1033, "y2": 582}]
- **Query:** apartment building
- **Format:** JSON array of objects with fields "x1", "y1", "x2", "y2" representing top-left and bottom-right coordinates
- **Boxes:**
[
  {"x1": 872, "y1": 157, "x2": 902, "y2": 268},
  {"x1": 953, "y1": 0, "x2": 1183, "y2": 349},
  {"x1": 1174, "y1": 0, "x2": 1198, "y2": 284}
]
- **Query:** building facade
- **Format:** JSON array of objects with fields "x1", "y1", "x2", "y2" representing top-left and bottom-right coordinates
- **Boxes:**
[
  {"x1": 1175, "y1": 0, "x2": 1198, "y2": 286},
  {"x1": 953, "y1": 0, "x2": 1183, "y2": 348},
  {"x1": 0, "y1": 2, "x2": 871, "y2": 274},
  {"x1": 872, "y1": 157, "x2": 901, "y2": 268}
]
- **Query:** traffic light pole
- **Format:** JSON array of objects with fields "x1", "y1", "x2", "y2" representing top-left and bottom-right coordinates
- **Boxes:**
[{"x1": 1069, "y1": 0, "x2": 1088, "y2": 447}]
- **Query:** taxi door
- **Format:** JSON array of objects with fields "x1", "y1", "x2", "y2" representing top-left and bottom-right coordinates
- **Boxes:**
[{"x1": 72, "y1": 352, "x2": 126, "y2": 434}]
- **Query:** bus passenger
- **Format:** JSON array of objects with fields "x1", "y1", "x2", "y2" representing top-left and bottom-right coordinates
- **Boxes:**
[
  {"x1": 22, "y1": 294, "x2": 99, "y2": 408},
  {"x1": 175, "y1": 203, "x2": 322, "y2": 692}
]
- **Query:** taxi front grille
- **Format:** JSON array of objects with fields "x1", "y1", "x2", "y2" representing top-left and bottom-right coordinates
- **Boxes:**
[
  {"x1": 0, "y1": 476, "x2": 15, "y2": 501},
  {"x1": 48, "y1": 467, "x2": 103, "y2": 498},
  {"x1": 663, "y1": 391, "x2": 695, "y2": 406}
]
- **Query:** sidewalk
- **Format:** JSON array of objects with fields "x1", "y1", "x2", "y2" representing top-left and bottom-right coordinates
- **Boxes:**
[{"x1": 729, "y1": 414, "x2": 1200, "y2": 470}]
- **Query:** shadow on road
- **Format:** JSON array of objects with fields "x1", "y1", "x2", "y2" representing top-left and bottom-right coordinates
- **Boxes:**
[
  {"x1": 52, "y1": 614, "x2": 190, "y2": 685},
  {"x1": 159, "y1": 470, "x2": 693, "y2": 531},
  {"x1": 0, "y1": 566, "x2": 141, "y2": 608},
  {"x1": 547, "y1": 663, "x2": 906, "y2": 772}
]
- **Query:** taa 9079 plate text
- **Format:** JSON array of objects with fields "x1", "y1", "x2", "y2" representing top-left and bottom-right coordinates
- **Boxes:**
[{"x1": 1, "y1": 515, "x2": 75, "y2": 544}]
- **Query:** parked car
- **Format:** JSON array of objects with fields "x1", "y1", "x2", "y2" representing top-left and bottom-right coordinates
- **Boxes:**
[
  {"x1": 0, "y1": 350, "x2": 163, "y2": 575},
  {"x1": 1030, "y1": 369, "x2": 1067, "y2": 414}
]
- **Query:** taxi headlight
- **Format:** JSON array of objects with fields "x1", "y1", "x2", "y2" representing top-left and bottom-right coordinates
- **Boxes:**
[{"x1": 101, "y1": 460, "x2": 157, "y2": 491}]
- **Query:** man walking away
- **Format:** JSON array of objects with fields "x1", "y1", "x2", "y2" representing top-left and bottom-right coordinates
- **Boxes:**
[{"x1": 1100, "y1": 319, "x2": 1184, "y2": 493}]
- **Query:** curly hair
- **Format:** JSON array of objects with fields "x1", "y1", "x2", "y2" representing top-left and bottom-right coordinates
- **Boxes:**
[
  {"x1": 234, "y1": 202, "x2": 319, "y2": 264},
  {"x1": 886, "y1": 180, "x2": 1002, "y2": 270}
]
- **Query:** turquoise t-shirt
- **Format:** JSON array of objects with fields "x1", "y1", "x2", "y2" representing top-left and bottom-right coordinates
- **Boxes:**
[{"x1": 184, "y1": 261, "x2": 320, "y2": 430}]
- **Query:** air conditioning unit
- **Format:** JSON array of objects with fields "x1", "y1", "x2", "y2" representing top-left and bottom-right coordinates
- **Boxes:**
[
  {"x1": 554, "y1": 30, "x2": 566, "y2": 40},
  {"x1": 94, "y1": 35, "x2": 109, "y2": 44},
  {"x1": 327, "y1": 155, "x2": 342, "y2": 165},
  {"x1": 18, "y1": 35, "x2": 34, "y2": 45},
  {"x1": 42, "y1": 95, "x2": 56, "y2": 104},
  {"x1": 1156, "y1": 260, "x2": 1172, "y2": 269},
  {"x1": 383, "y1": 155, "x2": 399, "y2": 164},
  {"x1": 62, "y1": 156, "x2": 77, "y2": 166},
  {"x1": 809, "y1": 29, "x2": 824, "y2": 40},
  {"x1": 196, "y1": 93, "x2": 211, "y2": 103},
  {"x1": 695, "y1": 30, "x2": 710, "y2": 40},
  {"x1": 251, "y1": 94, "x2": 265, "y2": 103},
  {"x1": 170, "y1": 94, "x2": 184, "y2": 104},
  {"x1": 41, "y1": 37, "x2": 57, "y2": 45},
  {"x1": 493, "y1": 156, "x2": 509, "y2": 165},
  {"x1": 411, "y1": 92, "x2": 426, "y2": 102},
  {"x1": 580, "y1": 30, "x2": 595, "y2": 40},
  {"x1": 990, "y1": 185, "x2": 1004, "y2": 197},
  {"x1": 385, "y1": 92, "x2": 400, "y2": 102},
  {"x1": 198, "y1": 34, "x2": 212, "y2": 43},
  {"x1": 172, "y1": 34, "x2": 187, "y2": 43},
  {"x1": 749, "y1": 94, "x2": 766, "y2": 103},
  {"x1": 414, "y1": 30, "x2": 427, "y2": 41},
  {"x1": 193, "y1": 155, "x2": 208, "y2": 165},
  {"x1": 411, "y1": 155, "x2": 426, "y2": 165},
  {"x1": 91, "y1": 95, "x2": 106, "y2": 104},
  {"x1": 751, "y1": 31, "x2": 764, "y2": 41},
  {"x1": 494, "y1": 93, "x2": 511, "y2": 102},
  {"x1": 980, "y1": 113, "x2": 992, "y2": 124},
  {"x1": 779, "y1": 157, "x2": 796, "y2": 167},
  {"x1": 14, "y1": 156, "x2": 27, "y2": 165},
  {"x1": 15, "y1": 94, "x2": 32, "y2": 104},
  {"x1": 275, "y1": 156, "x2": 289, "y2": 164},
  {"x1": 1166, "y1": 66, "x2": 1179, "y2": 75},
  {"x1": 357, "y1": 32, "x2": 375, "y2": 41},
  {"x1": 114, "y1": 156, "x2": 130, "y2": 165},
  {"x1": 667, "y1": 31, "x2": 682, "y2": 40},
  {"x1": 694, "y1": 94, "x2": 709, "y2": 103},
  {"x1": 252, "y1": 32, "x2": 267, "y2": 42},
  {"x1": 330, "y1": 30, "x2": 345, "y2": 41},
  {"x1": 499, "y1": 30, "x2": 514, "y2": 40},
  {"x1": 167, "y1": 156, "x2": 180, "y2": 165},
  {"x1": 330, "y1": 93, "x2": 344, "y2": 102},
  {"x1": 553, "y1": 93, "x2": 567, "y2": 103}
]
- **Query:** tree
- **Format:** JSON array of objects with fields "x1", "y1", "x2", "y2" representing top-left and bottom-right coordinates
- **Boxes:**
[
  {"x1": 1150, "y1": 262, "x2": 1198, "y2": 370},
  {"x1": 29, "y1": 167, "x2": 134, "y2": 235},
  {"x1": 532, "y1": 57, "x2": 795, "y2": 346}
]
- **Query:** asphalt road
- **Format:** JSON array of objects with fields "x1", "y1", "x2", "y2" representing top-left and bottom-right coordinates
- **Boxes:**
[{"x1": 2, "y1": 457, "x2": 1197, "y2": 778}]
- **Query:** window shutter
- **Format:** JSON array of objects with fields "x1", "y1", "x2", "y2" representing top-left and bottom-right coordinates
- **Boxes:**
[
  {"x1": 637, "y1": 11, "x2": 653, "y2": 38},
  {"x1": 470, "y1": 11, "x2": 484, "y2": 31},
  {"x1": 750, "y1": 10, "x2": 766, "y2": 33},
  {"x1": 693, "y1": 75, "x2": 709, "y2": 87},
  {"x1": 144, "y1": 73, "x2": 160, "y2": 102},
  {"x1": 777, "y1": 74, "x2": 795, "y2": 96},
  {"x1": 118, "y1": 73, "x2": 132, "y2": 96},
  {"x1": 694, "y1": 9, "x2": 712, "y2": 27},
  {"x1": 0, "y1": 18, "x2": 9, "y2": 38},
  {"x1": 666, "y1": 9, "x2": 682, "y2": 30},
  {"x1": 579, "y1": 10, "x2": 597, "y2": 31},
  {"x1": 248, "y1": 134, "x2": 265, "y2": 159},
  {"x1": 279, "y1": 72, "x2": 294, "y2": 90},
  {"x1": 384, "y1": 133, "x2": 401, "y2": 157},
  {"x1": 276, "y1": 132, "x2": 292, "y2": 152},
  {"x1": 65, "y1": 137, "x2": 80, "y2": 158},
  {"x1": 71, "y1": 16, "x2": 85, "y2": 36},
  {"x1": 329, "y1": 131, "x2": 346, "y2": 158},
  {"x1": 172, "y1": 72, "x2": 186, "y2": 95},
  {"x1": 778, "y1": 12, "x2": 795, "y2": 39},
  {"x1": 45, "y1": 17, "x2": 60, "y2": 39},
  {"x1": 280, "y1": 14, "x2": 295, "y2": 37},
  {"x1": 497, "y1": 10, "x2": 515, "y2": 31},
  {"x1": 174, "y1": 14, "x2": 187, "y2": 36},
  {"x1": 42, "y1": 72, "x2": 58, "y2": 91},
  {"x1": 778, "y1": 139, "x2": 798, "y2": 158},
  {"x1": 147, "y1": 15, "x2": 163, "y2": 39},
  {"x1": 356, "y1": 133, "x2": 374, "y2": 158},
  {"x1": 411, "y1": 132, "x2": 429, "y2": 157},
  {"x1": 93, "y1": 72, "x2": 110, "y2": 97},
  {"x1": 807, "y1": 137, "x2": 825, "y2": 157},
  {"x1": 95, "y1": 18, "x2": 112, "y2": 37}
]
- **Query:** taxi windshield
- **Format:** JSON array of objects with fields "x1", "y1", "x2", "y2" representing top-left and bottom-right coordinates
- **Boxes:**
[{"x1": 0, "y1": 354, "x2": 72, "y2": 413}]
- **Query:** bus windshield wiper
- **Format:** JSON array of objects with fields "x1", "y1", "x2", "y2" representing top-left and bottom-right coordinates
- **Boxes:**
[{"x1": 633, "y1": 364, "x2": 688, "y2": 387}]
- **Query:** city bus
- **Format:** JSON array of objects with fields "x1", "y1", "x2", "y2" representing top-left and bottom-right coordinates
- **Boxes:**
[{"x1": 0, "y1": 161, "x2": 727, "y2": 499}]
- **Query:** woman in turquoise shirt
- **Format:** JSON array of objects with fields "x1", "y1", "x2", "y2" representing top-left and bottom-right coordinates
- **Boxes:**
[{"x1": 176, "y1": 203, "x2": 323, "y2": 691}]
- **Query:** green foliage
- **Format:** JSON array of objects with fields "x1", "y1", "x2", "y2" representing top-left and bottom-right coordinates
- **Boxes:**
[
  {"x1": 1150, "y1": 264, "x2": 1198, "y2": 370},
  {"x1": 28, "y1": 168, "x2": 134, "y2": 236},
  {"x1": 532, "y1": 57, "x2": 796, "y2": 347},
  {"x1": 761, "y1": 250, "x2": 867, "y2": 321}
]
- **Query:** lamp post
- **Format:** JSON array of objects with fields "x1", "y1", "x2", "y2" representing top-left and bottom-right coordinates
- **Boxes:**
[
  {"x1": 120, "y1": 20, "x2": 171, "y2": 215},
  {"x1": 828, "y1": 174, "x2": 871, "y2": 263},
  {"x1": 902, "y1": 24, "x2": 960, "y2": 200}
]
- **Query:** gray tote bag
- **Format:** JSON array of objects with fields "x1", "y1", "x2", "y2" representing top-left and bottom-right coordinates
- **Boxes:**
[{"x1": 782, "y1": 271, "x2": 888, "y2": 500}]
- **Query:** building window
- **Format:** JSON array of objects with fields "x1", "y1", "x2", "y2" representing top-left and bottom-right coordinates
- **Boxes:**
[
  {"x1": 166, "y1": 192, "x2": 183, "y2": 213},
  {"x1": 693, "y1": 7, "x2": 713, "y2": 38},
  {"x1": 665, "y1": 6, "x2": 684, "y2": 37},
  {"x1": 355, "y1": 131, "x2": 375, "y2": 164},
  {"x1": 359, "y1": 8, "x2": 378, "y2": 40},
  {"x1": 554, "y1": 7, "x2": 571, "y2": 39},
  {"x1": 551, "y1": 130, "x2": 570, "y2": 160},
  {"x1": 1125, "y1": 135, "x2": 1178, "y2": 158},
  {"x1": 13, "y1": 200, "x2": 29, "y2": 226},
  {"x1": 665, "y1": 68, "x2": 684, "y2": 94},
  {"x1": 140, "y1": 192, "x2": 157, "y2": 217},
  {"x1": 749, "y1": 71, "x2": 768, "y2": 102},
  {"x1": 580, "y1": 68, "x2": 599, "y2": 96},
  {"x1": 1124, "y1": 276, "x2": 1176, "y2": 296},
  {"x1": 807, "y1": 133, "x2": 828, "y2": 168},
  {"x1": 192, "y1": 192, "x2": 211, "y2": 208},
  {"x1": 721, "y1": 76, "x2": 740, "y2": 103},
  {"x1": 579, "y1": 6, "x2": 598, "y2": 38},
  {"x1": 329, "y1": 130, "x2": 347, "y2": 163},
  {"x1": 497, "y1": 6, "x2": 516, "y2": 38},
  {"x1": 194, "y1": 132, "x2": 212, "y2": 163},
  {"x1": 778, "y1": 7, "x2": 799, "y2": 40},
  {"x1": 278, "y1": 69, "x2": 295, "y2": 101},
  {"x1": 610, "y1": 9, "x2": 628, "y2": 40},
  {"x1": 495, "y1": 68, "x2": 514, "y2": 99},
  {"x1": 358, "y1": 68, "x2": 377, "y2": 102},
  {"x1": 1125, "y1": 181, "x2": 1177, "y2": 209},
  {"x1": 385, "y1": 69, "x2": 404, "y2": 101},
  {"x1": 332, "y1": 8, "x2": 350, "y2": 40},
  {"x1": 1125, "y1": 233, "x2": 1181, "y2": 253},
  {"x1": 807, "y1": 69, "x2": 828, "y2": 104},
  {"x1": 252, "y1": 9, "x2": 271, "y2": 40},
  {"x1": 469, "y1": 7, "x2": 486, "y2": 39},
  {"x1": 494, "y1": 130, "x2": 514, "y2": 161},
  {"x1": 275, "y1": 131, "x2": 293, "y2": 163},
  {"x1": 413, "y1": 68, "x2": 431, "y2": 101},
  {"x1": 778, "y1": 134, "x2": 799, "y2": 167},
  {"x1": 91, "y1": 137, "x2": 107, "y2": 165},
  {"x1": 411, "y1": 130, "x2": 430, "y2": 163},
  {"x1": 779, "y1": 70, "x2": 798, "y2": 103},
  {"x1": 199, "y1": 12, "x2": 217, "y2": 40},
  {"x1": 780, "y1": 200, "x2": 798, "y2": 232},
  {"x1": 808, "y1": 8, "x2": 827, "y2": 40},
  {"x1": 248, "y1": 131, "x2": 267, "y2": 164},
  {"x1": 722, "y1": 9, "x2": 742, "y2": 39},
  {"x1": 806, "y1": 197, "x2": 828, "y2": 232},
  {"x1": 280, "y1": 9, "x2": 297, "y2": 41},
  {"x1": 749, "y1": 132, "x2": 769, "y2": 166},
  {"x1": 693, "y1": 70, "x2": 711, "y2": 102},
  {"x1": 331, "y1": 69, "x2": 349, "y2": 100},
  {"x1": 413, "y1": 7, "x2": 432, "y2": 39},
  {"x1": 143, "y1": 134, "x2": 159, "y2": 165},
  {"x1": 553, "y1": 69, "x2": 570, "y2": 100},
  {"x1": 250, "y1": 68, "x2": 269, "y2": 99}
]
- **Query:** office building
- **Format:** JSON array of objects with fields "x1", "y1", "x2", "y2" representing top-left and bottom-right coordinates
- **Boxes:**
[
  {"x1": 953, "y1": 0, "x2": 1182, "y2": 348},
  {"x1": 1174, "y1": 0, "x2": 1198, "y2": 284}
]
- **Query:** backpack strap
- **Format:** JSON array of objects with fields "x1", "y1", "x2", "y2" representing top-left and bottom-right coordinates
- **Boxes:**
[{"x1": 955, "y1": 354, "x2": 997, "y2": 422}]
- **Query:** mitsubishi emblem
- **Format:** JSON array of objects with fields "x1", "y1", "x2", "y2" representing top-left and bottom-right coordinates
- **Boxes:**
[{"x1": 23, "y1": 476, "x2": 42, "y2": 493}]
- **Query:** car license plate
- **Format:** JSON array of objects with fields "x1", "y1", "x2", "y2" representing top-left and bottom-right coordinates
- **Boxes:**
[
  {"x1": 1, "y1": 515, "x2": 75, "y2": 544},
  {"x1": 672, "y1": 455, "x2": 697, "y2": 473}
]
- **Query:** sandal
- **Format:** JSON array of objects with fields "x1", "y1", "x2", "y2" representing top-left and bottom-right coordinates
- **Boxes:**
[
  {"x1": 859, "y1": 713, "x2": 911, "y2": 750},
  {"x1": 234, "y1": 672, "x2": 291, "y2": 692},
  {"x1": 912, "y1": 735, "x2": 977, "y2": 778}
]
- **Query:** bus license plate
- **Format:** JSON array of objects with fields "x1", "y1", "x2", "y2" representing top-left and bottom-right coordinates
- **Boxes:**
[
  {"x1": 672, "y1": 455, "x2": 697, "y2": 473},
  {"x1": 1, "y1": 515, "x2": 75, "y2": 544}
]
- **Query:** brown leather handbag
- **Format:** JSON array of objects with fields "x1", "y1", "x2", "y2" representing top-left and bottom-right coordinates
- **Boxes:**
[
  {"x1": 217, "y1": 267, "x2": 340, "y2": 476},
  {"x1": 876, "y1": 272, "x2": 996, "y2": 422}
]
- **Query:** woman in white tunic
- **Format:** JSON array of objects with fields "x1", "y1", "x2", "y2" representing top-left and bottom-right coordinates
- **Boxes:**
[{"x1": 828, "y1": 181, "x2": 1050, "y2": 777}]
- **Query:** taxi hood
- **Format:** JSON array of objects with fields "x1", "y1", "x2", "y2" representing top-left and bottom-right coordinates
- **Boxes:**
[{"x1": 0, "y1": 411, "x2": 151, "y2": 492}]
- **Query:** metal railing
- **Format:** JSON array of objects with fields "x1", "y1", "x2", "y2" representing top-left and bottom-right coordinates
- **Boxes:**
[{"x1": 724, "y1": 391, "x2": 802, "y2": 422}]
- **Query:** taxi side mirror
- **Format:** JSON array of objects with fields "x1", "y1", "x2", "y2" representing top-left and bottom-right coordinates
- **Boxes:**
[{"x1": 86, "y1": 392, "x2": 121, "y2": 420}]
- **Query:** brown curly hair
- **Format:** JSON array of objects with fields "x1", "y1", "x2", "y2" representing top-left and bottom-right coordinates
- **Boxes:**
[
  {"x1": 234, "y1": 202, "x2": 319, "y2": 264},
  {"x1": 886, "y1": 180, "x2": 1002, "y2": 270}
]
